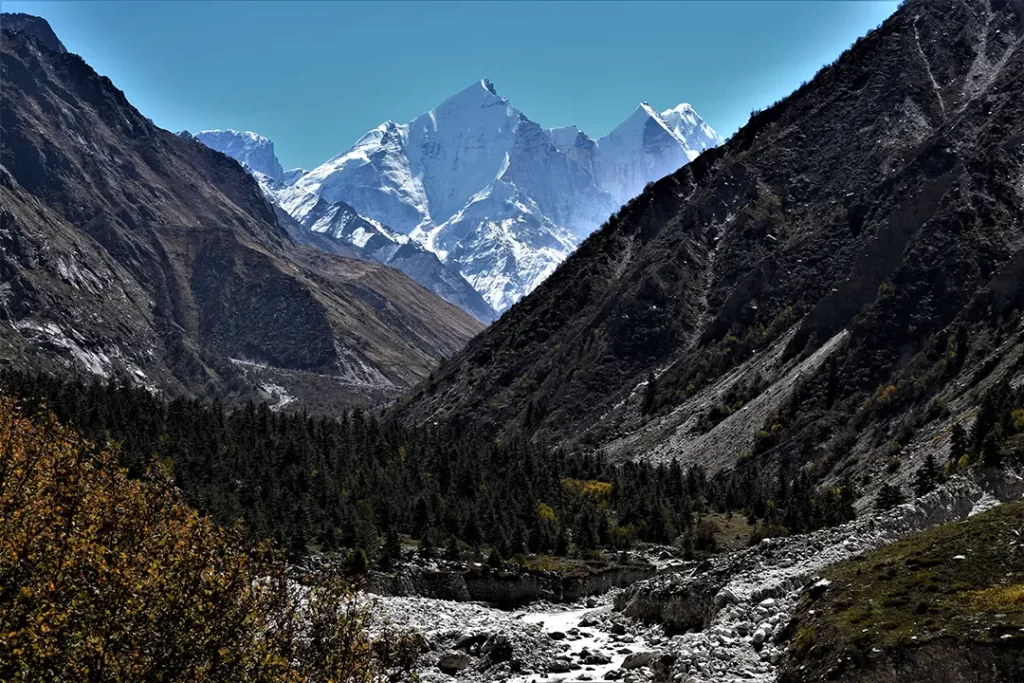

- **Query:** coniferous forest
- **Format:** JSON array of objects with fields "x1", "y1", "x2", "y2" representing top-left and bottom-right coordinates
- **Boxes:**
[{"x1": 1, "y1": 371, "x2": 856, "y2": 564}]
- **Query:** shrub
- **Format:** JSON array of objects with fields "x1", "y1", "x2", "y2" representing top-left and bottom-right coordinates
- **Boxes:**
[
  {"x1": 691, "y1": 517, "x2": 719, "y2": 552},
  {"x1": 748, "y1": 523, "x2": 790, "y2": 546},
  {"x1": 0, "y1": 398, "x2": 413, "y2": 682},
  {"x1": 963, "y1": 583, "x2": 1024, "y2": 611},
  {"x1": 793, "y1": 625, "x2": 817, "y2": 656},
  {"x1": 345, "y1": 548, "x2": 369, "y2": 575}
]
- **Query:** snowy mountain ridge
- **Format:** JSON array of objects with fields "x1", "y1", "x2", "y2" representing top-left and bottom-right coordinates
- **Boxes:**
[
  {"x1": 197, "y1": 81, "x2": 721, "y2": 314},
  {"x1": 255, "y1": 174, "x2": 498, "y2": 323},
  {"x1": 193, "y1": 129, "x2": 285, "y2": 182},
  {"x1": 290, "y1": 80, "x2": 721, "y2": 312}
]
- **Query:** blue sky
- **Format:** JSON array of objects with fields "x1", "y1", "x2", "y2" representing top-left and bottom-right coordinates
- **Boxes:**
[{"x1": 7, "y1": 1, "x2": 898, "y2": 170}]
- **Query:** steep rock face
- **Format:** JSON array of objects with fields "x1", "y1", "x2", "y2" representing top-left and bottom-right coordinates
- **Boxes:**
[
  {"x1": 193, "y1": 129, "x2": 285, "y2": 181},
  {"x1": 393, "y1": 0, "x2": 1024, "y2": 490},
  {"x1": 0, "y1": 19, "x2": 482, "y2": 411},
  {"x1": 289, "y1": 80, "x2": 720, "y2": 312}
]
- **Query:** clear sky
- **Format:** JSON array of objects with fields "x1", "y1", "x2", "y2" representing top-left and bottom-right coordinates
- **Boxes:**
[{"x1": 6, "y1": 1, "x2": 898, "y2": 170}]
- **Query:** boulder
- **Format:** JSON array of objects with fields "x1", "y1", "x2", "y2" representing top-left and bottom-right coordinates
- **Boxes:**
[
  {"x1": 437, "y1": 650, "x2": 471, "y2": 673},
  {"x1": 584, "y1": 652, "x2": 613, "y2": 665},
  {"x1": 622, "y1": 651, "x2": 658, "y2": 670},
  {"x1": 548, "y1": 657, "x2": 573, "y2": 673},
  {"x1": 484, "y1": 634, "x2": 513, "y2": 663},
  {"x1": 808, "y1": 578, "x2": 832, "y2": 599},
  {"x1": 714, "y1": 588, "x2": 737, "y2": 606}
]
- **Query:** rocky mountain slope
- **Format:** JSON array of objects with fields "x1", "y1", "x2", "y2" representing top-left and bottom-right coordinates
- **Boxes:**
[
  {"x1": 394, "y1": 0, "x2": 1024, "y2": 496},
  {"x1": 194, "y1": 130, "x2": 497, "y2": 323},
  {"x1": 289, "y1": 80, "x2": 721, "y2": 312},
  {"x1": 0, "y1": 12, "x2": 66, "y2": 53},
  {"x1": 0, "y1": 18, "x2": 483, "y2": 412}
]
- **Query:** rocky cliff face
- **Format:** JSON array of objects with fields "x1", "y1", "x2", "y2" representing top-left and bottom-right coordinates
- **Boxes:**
[
  {"x1": 0, "y1": 18, "x2": 482, "y2": 412},
  {"x1": 364, "y1": 562, "x2": 656, "y2": 608},
  {"x1": 393, "y1": 0, "x2": 1024, "y2": 500}
]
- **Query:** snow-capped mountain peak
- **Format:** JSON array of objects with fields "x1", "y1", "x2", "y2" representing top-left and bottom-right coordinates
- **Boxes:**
[
  {"x1": 590, "y1": 101, "x2": 719, "y2": 206},
  {"x1": 241, "y1": 83, "x2": 721, "y2": 314},
  {"x1": 660, "y1": 103, "x2": 723, "y2": 153},
  {"x1": 193, "y1": 129, "x2": 285, "y2": 181}
]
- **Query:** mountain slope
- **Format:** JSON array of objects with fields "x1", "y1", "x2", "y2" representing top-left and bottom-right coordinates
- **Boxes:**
[
  {"x1": 0, "y1": 12, "x2": 66, "y2": 52},
  {"x1": 0, "y1": 18, "x2": 483, "y2": 412},
  {"x1": 290, "y1": 80, "x2": 720, "y2": 311},
  {"x1": 264, "y1": 179, "x2": 497, "y2": 323},
  {"x1": 393, "y1": 0, "x2": 1024, "y2": 492},
  {"x1": 194, "y1": 132, "x2": 497, "y2": 322}
]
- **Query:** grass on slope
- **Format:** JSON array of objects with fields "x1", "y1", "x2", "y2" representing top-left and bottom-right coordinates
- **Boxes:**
[{"x1": 787, "y1": 501, "x2": 1024, "y2": 668}]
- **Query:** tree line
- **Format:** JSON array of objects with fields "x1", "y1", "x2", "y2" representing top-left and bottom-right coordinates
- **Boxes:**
[{"x1": 1, "y1": 371, "x2": 856, "y2": 565}]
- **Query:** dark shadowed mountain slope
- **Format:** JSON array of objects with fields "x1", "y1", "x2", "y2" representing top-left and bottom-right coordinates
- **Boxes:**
[
  {"x1": 0, "y1": 18, "x2": 482, "y2": 412},
  {"x1": 394, "y1": 0, "x2": 1024, "y2": 490}
]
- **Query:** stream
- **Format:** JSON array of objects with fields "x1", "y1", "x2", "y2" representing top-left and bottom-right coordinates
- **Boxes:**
[{"x1": 508, "y1": 605, "x2": 651, "y2": 682}]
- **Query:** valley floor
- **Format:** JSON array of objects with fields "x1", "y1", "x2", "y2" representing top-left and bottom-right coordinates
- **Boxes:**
[{"x1": 377, "y1": 469, "x2": 1024, "y2": 683}]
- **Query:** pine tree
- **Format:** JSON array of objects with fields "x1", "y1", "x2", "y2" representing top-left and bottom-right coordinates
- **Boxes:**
[
  {"x1": 954, "y1": 323, "x2": 969, "y2": 369},
  {"x1": 875, "y1": 483, "x2": 905, "y2": 512},
  {"x1": 913, "y1": 453, "x2": 941, "y2": 497},
  {"x1": 345, "y1": 548, "x2": 368, "y2": 575},
  {"x1": 379, "y1": 528, "x2": 402, "y2": 570},
  {"x1": 486, "y1": 547, "x2": 504, "y2": 570},
  {"x1": 554, "y1": 529, "x2": 570, "y2": 556},
  {"x1": 445, "y1": 536, "x2": 461, "y2": 561},
  {"x1": 949, "y1": 422, "x2": 968, "y2": 465}
]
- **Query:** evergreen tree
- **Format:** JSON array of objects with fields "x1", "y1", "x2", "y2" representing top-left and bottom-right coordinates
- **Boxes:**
[
  {"x1": 825, "y1": 358, "x2": 839, "y2": 409},
  {"x1": 445, "y1": 536, "x2": 461, "y2": 561},
  {"x1": 875, "y1": 483, "x2": 905, "y2": 512},
  {"x1": 486, "y1": 547, "x2": 504, "y2": 570},
  {"x1": 379, "y1": 528, "x2": 402, "y2": 570},
  {"x1": 913, "y1": 453, "x2": 941, "y2": 497},
  {"x1": 345, "y1": 548, "x2": 369, "y2": 575},
  {"x1": 954, "y1": 323, "x2": 969, "y2": 369},
  {"x1": 949, "y1": 422, "x2": 968, "y2": 465}
]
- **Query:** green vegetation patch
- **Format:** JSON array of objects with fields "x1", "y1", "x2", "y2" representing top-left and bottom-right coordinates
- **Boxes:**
[{"x1": 786, "y1": 501, "x2": 1024, "y2": 673}]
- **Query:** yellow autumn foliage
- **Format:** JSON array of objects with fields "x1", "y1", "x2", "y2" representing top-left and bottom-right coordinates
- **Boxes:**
[
  {"x1": 0, "y1": 397, "x2": 415, "y2": 681},
  {"x1": 561, "y1": 478, "x2": 613, "y2": 508}
]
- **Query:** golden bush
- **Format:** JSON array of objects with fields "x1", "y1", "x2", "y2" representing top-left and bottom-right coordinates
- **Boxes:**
[{"x1": 0, "y1": 398, "x2": 415, "y2": 682}]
